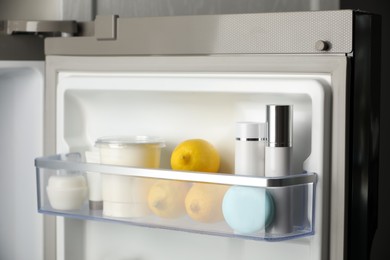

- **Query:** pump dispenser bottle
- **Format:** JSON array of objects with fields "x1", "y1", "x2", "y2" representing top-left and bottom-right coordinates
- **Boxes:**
[{"x1": 265, "y1": 104, "x2": 293, "y2": 234}]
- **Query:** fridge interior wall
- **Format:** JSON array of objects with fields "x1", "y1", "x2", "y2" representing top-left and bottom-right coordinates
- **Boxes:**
[
  {"x1": 54, "y1": 66, "x2": 331, "y2": 260},
  {"x1": 0, "y1": 62, "x2": 44, "y2": 260}
]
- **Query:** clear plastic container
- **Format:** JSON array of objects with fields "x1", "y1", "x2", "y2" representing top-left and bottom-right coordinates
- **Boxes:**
[
  {"x1": 46, "y1": 174, "x2": 87, "y2": 210},
  {"x1": 35, "y1": 153, "x2": 316, "y2": 242}
]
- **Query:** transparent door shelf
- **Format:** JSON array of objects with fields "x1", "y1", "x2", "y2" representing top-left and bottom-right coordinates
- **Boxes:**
[{"x1": 35, "y1": 153, "x2": 316, "y2": 242}]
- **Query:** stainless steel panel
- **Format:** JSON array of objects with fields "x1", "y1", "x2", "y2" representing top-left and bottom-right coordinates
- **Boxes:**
[
  {"x1": 97, "y1": 0, "x2": 312, "y2": 17},
  {"x1": 62, "y1": 0, "x2": 339, "y2": 20},
  {"x1": 45, "y1": 10, "x2": 353, "y2": 56}
]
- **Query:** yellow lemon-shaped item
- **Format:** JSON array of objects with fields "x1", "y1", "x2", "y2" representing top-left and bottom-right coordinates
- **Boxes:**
[
  {"x1": 185, "y1": 183, "x2": 229, "y2": 223},
  {"x1": 148, "y1": 180, "x2": 191, "y2": 218},
  {"x1": 171, "y1": 139, "x2": 220, "y2": 172}
]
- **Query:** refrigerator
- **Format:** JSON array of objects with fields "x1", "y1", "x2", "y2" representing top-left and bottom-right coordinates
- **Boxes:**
[{"x1": 3, "y1": 10, "x2": 381, "y2": 260}]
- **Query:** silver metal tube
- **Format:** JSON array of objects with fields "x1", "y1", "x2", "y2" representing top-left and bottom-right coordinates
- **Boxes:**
[{"x1": 266, "y1": 105, "x2": 292, "y2": 148}]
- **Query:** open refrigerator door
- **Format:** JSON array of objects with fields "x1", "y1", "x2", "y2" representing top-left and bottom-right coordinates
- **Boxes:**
[{"x1": 35, "y1": 10, "x2": 380, "y2": 260}]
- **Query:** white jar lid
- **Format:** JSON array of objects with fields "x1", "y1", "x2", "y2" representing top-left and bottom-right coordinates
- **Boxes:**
[{"x1": 95, "y1": 136, "x2": 165, "y2": 148}]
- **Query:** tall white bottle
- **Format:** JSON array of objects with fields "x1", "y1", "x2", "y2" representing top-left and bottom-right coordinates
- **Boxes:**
[
  {"x1": 235, "y1": 122, "x2": 266, "y2": 176},
  {"x1": 265, "y1": 105, "x2": 293, "y2": 235}
]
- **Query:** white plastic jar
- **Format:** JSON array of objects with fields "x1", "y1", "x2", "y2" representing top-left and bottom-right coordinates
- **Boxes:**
[
  {"x1": 46, "y1": 174, "x2": 88, "y2": 210},
  {"x1": 95, "y1": 136, "x2": 165, "y2": 218}
]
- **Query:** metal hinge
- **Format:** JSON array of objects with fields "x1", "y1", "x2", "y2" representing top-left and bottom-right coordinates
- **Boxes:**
[{"x1": 1, "y1": 20, "x2": 78, "y2": 37}]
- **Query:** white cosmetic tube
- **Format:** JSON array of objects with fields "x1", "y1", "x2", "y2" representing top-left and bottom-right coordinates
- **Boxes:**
[
  {"x1": 85, "y1": 149, "x2": 103, "y2": 210},
  {"x1": 265, "y1": 105, "x2": 293, "y2": 235}
]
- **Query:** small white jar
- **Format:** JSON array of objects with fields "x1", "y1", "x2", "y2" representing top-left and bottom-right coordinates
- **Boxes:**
[
  {"x1": 95, "y1": 136, "x2": 165, "y2": 218},
  {"x1": 46, "y1": 175, "x2": 88, "y2": 210}
]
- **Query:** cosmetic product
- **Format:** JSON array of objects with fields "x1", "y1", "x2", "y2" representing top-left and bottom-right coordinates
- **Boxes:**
[
  {"x1": 222, "y1": 122, "x2": 274, "y2": 235},
  {"x1": 265, "y1": 104, "x2": 293, "y2": 235},
  {"x1": 85, "y1": 149, "x2": 103, "y2": 210},
  {"x1": 234, "y1": 122, "x2": 267, "y2": 176},
  {"x1": 95, "y1": 136, "x2": 165, "y2": 218},
  {"x1": 46, "y1": 174, "x2": 88, "y2": 211},
  {"x1": 222, "y1": 186, "x2": 274, "y2": 234}
]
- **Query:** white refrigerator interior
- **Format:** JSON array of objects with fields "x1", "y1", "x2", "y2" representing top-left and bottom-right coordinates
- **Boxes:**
[
  {"x1": 37, "y1": 53, "x2": 342, "y2": 260},
  {"x1": 0, "y1": 61, "x2": 44, "y2": 260}
]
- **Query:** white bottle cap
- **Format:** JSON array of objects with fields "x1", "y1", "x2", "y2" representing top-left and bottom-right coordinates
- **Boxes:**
[{"x1": 236, "y1": 122, "x2": 259, "y2": 141}]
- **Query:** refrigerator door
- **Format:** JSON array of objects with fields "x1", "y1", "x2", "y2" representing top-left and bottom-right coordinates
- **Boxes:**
[
  {"x1": 41, "y1": 10, "x2": 380, "y2": 260},
  {"x1": 45, "y1": 54, "x2": 338, "y2": 260}
]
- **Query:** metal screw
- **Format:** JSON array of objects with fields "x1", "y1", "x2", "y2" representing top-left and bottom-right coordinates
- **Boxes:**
[{"x1": 315, "y1": 40, "x2": 331, "y2": 51}]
